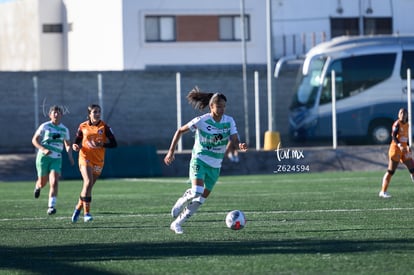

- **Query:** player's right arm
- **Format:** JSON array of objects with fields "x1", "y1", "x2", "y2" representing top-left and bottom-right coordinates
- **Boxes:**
[
  {"x1": 32, "y1": 127, "x2": 50, "y2": 155},
  {"x1": 72, "y1": 126, "x2": 83, "y2": 152},
  {"x1": 164, "y1": 124, "x2": 190, "y2": 165}
]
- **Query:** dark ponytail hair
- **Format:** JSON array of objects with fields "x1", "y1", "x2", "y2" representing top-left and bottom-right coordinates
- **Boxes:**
[{"x1": 187, "y1": 86, "x2": 227, "y2": 110}]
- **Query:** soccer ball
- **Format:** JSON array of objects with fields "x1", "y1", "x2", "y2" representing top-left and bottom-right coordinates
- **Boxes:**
[{"x1": 225, "y1": 210, "x2": 246, "y2": 230}]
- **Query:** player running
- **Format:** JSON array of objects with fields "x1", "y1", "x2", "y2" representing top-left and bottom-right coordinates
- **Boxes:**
[
  {"x1": 164, "y1": 87, "x2": 248, "y2": 234},
  {"x1": 71, "y1": 104, "x2": 117, "y2": 222},
  {"x1": 32, "y1": 105, "x2": 74, "y2": 215},
  {"x1": 379, "y1": 108, "x2": 414, "y2": 198}
]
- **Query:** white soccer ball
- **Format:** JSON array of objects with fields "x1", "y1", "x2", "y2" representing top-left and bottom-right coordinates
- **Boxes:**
[{"x1": 225, "y1": 210, "x2": 246, "y2": 230}]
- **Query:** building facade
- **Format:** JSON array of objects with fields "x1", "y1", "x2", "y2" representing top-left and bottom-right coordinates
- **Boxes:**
[{"x1": 0, "y1": 0, "x2": 412, "y2": 71}]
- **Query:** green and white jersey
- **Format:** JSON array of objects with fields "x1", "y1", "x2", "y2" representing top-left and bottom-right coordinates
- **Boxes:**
[
  {"x1": 35, "y1": 121, "x2": 70, "y2": 159},
  {"x1": 187, "y1": 113, "x2": 238, "y2": 168}
]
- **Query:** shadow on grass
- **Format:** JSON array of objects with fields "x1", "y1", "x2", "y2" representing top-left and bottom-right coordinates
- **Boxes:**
[{"x1": 1, "y1": 238, "x2": 414, "y2": 274}]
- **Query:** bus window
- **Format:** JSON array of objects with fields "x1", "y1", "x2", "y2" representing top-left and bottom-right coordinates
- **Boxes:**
[
  {"x1": 320, "y1": 53, "x2": 396, "y2": 105},
  {"x1": 400, "y1": 51, "x2": 414, "y2": 79},
  {"x1": 290, "y1": 56, "x2": 327, "y2": 109},
  {"x1": 320, "y1": 61, "x2": 343, "y2": 105}
]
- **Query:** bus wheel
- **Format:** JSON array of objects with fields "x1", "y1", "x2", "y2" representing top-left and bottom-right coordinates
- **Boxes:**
[{"x1": 369, "y1": 121, "x2": 391, "y2": 145}]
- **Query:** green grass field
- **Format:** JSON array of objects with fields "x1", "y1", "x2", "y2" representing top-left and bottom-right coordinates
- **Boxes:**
[{"x1": 1, "y1": 170, "x2": 414, "y2": 274}]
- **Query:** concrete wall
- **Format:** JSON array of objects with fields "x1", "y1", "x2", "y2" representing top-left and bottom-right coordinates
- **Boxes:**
[
  {"x1": 0, "y1": 0, "x2": 40, "y2": 70},
  {"x1": 0, "y1": 145, "x2": 389, "y2": 181},
  {"x1": 0, "y1": 66, "x2": 298, "y2": 153}
]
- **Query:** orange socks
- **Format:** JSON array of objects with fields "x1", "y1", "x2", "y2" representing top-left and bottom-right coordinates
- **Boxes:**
[
  {"x1": 83, "y1": 201, "x2": 91, "y2": 214},
  {"x1": 77, "y1": 196, "x2": 92, "y2": 214},
  {"x1": 76, "y1": 198, "x2": 83, "y2": 210}
]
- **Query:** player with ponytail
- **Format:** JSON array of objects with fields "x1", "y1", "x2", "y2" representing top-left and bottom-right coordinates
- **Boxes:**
[{"x1": 164, "y1": 87, "x2": 247, "y2": 234}]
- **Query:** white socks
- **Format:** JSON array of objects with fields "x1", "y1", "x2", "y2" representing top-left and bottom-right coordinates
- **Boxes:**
[
  {"x1": 48, "y1": 196, "x2": 56, "y2": 208},
  {"x1": 175, "y1": 196, "x2": 206, "y2": 225}
]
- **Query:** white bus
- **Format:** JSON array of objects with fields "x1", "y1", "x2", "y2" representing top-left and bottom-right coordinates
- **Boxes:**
[{"x1": 283, "y1": 35, "x2": 414, "y2": 144}]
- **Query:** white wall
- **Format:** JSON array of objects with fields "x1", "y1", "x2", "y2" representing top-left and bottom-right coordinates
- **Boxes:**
[
  {"x1": 0, "y1": 0, "x2": 40, "y2": 71},
  {"x1": 39, "y1": 0, "x2": 64, "y2": 70},
  {"x1": 64, "y1": 0, "x2": 124, "y2": 71},
  {"x1": 393, "y1": 0, "x2": 414, "y2": 34},
  {"x1": 122, "y1": 0, "x2": 267, "y2": 70}
]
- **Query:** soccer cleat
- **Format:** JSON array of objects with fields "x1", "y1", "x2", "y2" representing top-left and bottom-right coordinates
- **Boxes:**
[
  {"x1": 71, "y1": 209, "x2": 81, "y2": 223},
  {"x1": 34, "y1": 188, "x2": 41, "y2": 199},
  {"x1": 170, "y1": 222, "x2": 183, "y2": 234},
  {"x1": 47, "y1": 207, "x2": 56, "y2": 215},
  {"x1": 379, "y1": 191, "x2": 391, "y2": 198},
  {"x1": 84, "y1": 213, "x2": 93, "y2": 222},
  {"x1": 171, "y1": 197, "x2": 187, "y2": 218},
  {"x1": 171, "y1": 189, "x2": 192, "y2": 218}
]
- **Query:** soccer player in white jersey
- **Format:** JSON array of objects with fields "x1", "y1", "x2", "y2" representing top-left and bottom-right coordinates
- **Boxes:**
[
  {"x1": 32, "y1": 105, "x2": 74, "y2": 215},
  {"x1": 164, "y1": 87, "x2": 248, "y2": 234}
]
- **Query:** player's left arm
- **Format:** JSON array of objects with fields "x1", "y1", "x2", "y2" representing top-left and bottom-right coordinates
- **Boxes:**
[
  {"x1": 228, "y1": 133, "x2": 247, "y2": 152},
  {"x1": 103, "y1": 125, "x2": 117, "y2": 148},
  {"x1": 228, "y1": 118, "x2": 247, "y2": 152}
]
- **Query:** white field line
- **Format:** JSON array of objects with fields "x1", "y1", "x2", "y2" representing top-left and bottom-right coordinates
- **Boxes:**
[
  {"x1": 1, "y1": 207, "x2": 413, "y2": 222},
  {"x1": 121, "y1": 176, "x2": 374, "y2": 185}
]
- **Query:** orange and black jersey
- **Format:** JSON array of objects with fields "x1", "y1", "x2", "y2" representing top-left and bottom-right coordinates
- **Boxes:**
[
  {"x1": 74, "y1": 120, "x2": 117, "y2": 164},
  {"x1": 391, "y1": 119, "x2": 409, "y2": 146}
]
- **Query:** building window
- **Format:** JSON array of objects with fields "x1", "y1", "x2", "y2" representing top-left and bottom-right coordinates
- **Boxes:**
[
  {"x1": 42, "y1": 24, "x2": 63, "y2": 33},
  {"x1": 176, "y1": 15, "x2": 219, "y2": 41},
  {"x1": 364, "y1": 17, "x2": 392, "y2": 35},
  {"x1": 330, "y1": 17, "x2": 392, "y2": 37},
  {"x1": 219, "y1": 15, "x2": 250, "y2": 41},
  {"x1": 145, "y1": 16, "x2": 176, "y2": 42},
  {"x1": 330, "y1": 18, "x2": 359, "y2": 37},
  {"x1": 145, "y1": 15, "x2": 250, "y2": 42}
]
